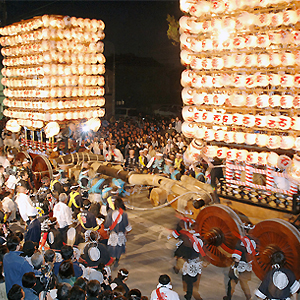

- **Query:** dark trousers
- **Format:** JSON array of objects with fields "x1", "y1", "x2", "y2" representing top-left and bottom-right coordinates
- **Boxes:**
[{"x1": 182, "y1": 274, "x2": 202, "y2": 300}]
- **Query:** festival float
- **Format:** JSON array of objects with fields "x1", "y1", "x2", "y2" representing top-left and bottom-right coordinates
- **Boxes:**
[
  {"x1": 179, "y1": 0, "x2": 300, "y2": 281},
  {"x1": 0, "y1": 15, "x2": 106, "y2": 182}
]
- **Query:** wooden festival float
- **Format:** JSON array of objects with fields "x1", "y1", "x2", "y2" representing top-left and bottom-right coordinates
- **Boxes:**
[
  {"x1": 0, "y1": 15, "x2": 106, "y2": 185},
  {"x1": 179, "y1": 0, "x2": 300, "y2": 280}
]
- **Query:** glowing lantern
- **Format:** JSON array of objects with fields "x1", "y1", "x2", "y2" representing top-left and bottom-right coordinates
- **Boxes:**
[
  {"x1": 86, "y1": 118, "x2": 101, "y2": 132},
  {"x1": 44, "y1": 122, "x2": 60, "y2": 138},
  {"x1": 6, "y1": 119, "x2": 21, "y2": 132}
]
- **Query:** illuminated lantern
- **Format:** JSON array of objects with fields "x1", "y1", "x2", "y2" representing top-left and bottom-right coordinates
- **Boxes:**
[
  {"x1": 201, "y1": 111, "x2": 213, "y2": 123},
  {"x1": 257, "y1": 54, "x2": 270, "y2": 67},
  {"x1": 269, "y1": 95, "x2": 281, "y2": 107},
  {"x1": 216, "y1": 147, "x2": 228, "y2": 159},
  {"x1": 255, "y1": 13, "x2": 271, "y2": 27},
  {"x1": 224, "y1": 131, "x2": 235, "y2": 143},
  {"x1": 255, "y1": 115, "x2": 267, "y2": 127},
  {"x1": 223, "y1": 56, "x2": 235, "y2": 68},
  {"x1": 182, "y1": 122, "x2": 196, "y2": 138},
  {"x1": 187, "y1": 139, "x2": 205, "y2": 161},
  {"x1": 232, "y1": 114, "x2": 243, "y2": 126},
  {"x1": 182, "y1": 88, "x2": 195, "y2": 105},
  {"x1": 214, "y1": 130, "x2": 225, "y2": 141},
  {"x1": 245, "y1": 133, "x2": 257, "y2": 145},
  {"x1": 266, "y1": 115, "x2": 278, "y2": 129},
  {"x1": 242, "y1": 114, "x2": 255, "y2": 127},
  {"x1": 204, "y1": 129, "x2": 215, "y2": 141},
  {"x1": 293, "y1": 96, "x2": 300, "y2": 108},
  {"x1": 223, "y1": 114, "x2": 233, "y2": 125},
  {"x1": 283, "y1": 10, "x2": 298, "y2": 25},
  {"x1": 280, "y1": 74, "x2": 294, "y2": 87},
  {"x1": 256, "y1": 74, "x2": 269, "y2": 87},
  {"x1": 226, "y1": 149, "x2": 237, "y2": 161},
  {"x1": 281, "y1": 53, "x2": 295, "y2": 66},
  {"x1": 234, "y1": 132, "x2": 246, "y2": 144},
  {"x1": 291, "y1": 117, "x2": 300, "y2": 130},
  {"x1": 195, "y1": 125, "x2": 205, "y2": 139},
  {"x1": 286, "y1": 154, "x2": 300, "y2": 183},
  {"x1": 6, "y1": 119, "x2": 21, "y2": 132},
  {"x1": 267, "y1": 135, "x2": 281, "y2": 149},
  {"x1": 236, "y1": 149, "x2": 248, "y2": 162},
  {"x1": 44, "y1": 122, "x2": 60, "y2": 138},
  {"x1": 246, "y1": 152, "x2": 258, "y2": 164},
  {"x1": 277, "y1": 155, "x2": 292, "y2": 170},
  {"x1": 293, "y1": 137, "x2": 300, "y2": 150},
  {"x1": 193, "y1": 109, "x2": 203, "y2": 123},
  {"x1": 268, "y1": 74, "x2": 281, "y2": 86},
  {"x1": 246, "y1": 94, "x2": 257, "y2": 106},
  {"x1": 270, "y1": 53, "x2": 282, "y2": 67},
  {"x1": 256, "y1": 94, "x2": 270, "y2": 108},
  {"x1": 280, "y1": 136, "x2": 295, "y2": 149},
  {"x1": 230, "y1": 94, "x2": 246, "y2": 106},
  {"x1": 277, "y1": 116, "x2": 291, "y2": 130},
  {"x1": 180, "y1": 50, "x2": 193, "y2": 65},
  {"x1": 280, "y1": 95, "x2": 294, "y2": 108},
  {"x1": 245, "y1": 54, "x2": 257, "y2": 68},
  {"x1": 193, "y1": 93, "x2": 205, "y2": 105},
  {"x1": 256, "y1": 134, "x2": 269, "y2": 147},
  {"x1": 258, "y1": 152, "x2": 268, "y2": 165},
  {"x1": 203, "y1": 145, "x2": 218, "y2": 158},
  {"x1": 86, "y1": 117, "x2": 101, "y2": 132},
  {"x1": 182, "y1": 106, "x2": 195, "y2": 122},
  {"x1": 213, "y1": 94, "x2": 226, "y2": 105}
]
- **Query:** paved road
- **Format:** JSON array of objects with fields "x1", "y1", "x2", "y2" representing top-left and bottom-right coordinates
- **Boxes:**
[{"x1": 117, "y1": 192, "x2": 262, "y2": 300}]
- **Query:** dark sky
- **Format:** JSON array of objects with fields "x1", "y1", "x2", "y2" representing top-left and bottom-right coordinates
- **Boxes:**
[{"x1": 3, "y1": 0, "x2": 182, "y2": 67}]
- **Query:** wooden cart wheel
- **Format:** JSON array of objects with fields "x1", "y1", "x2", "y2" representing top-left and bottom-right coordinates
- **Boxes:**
[
  {"x1": 249, "y1": 219, "x2": 300, "y2": 280},
  {"x1": 15, "y1": 151, "x2": 33, "y2": 167},
  {"x1": 195, "y1": 204, "x2": 244, "y2": 267},
  {"x1": 31, "y1": 155, "x2": 54, "y2": 189}
]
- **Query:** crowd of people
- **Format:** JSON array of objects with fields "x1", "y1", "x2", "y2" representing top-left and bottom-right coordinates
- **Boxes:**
[{"x1": 0, "y1": 114, "x2": 298, "y2": 300}]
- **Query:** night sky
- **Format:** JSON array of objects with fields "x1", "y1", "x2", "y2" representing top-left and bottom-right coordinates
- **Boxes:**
[{"x1": 3, "y1": 0, "x2": 182, "y2": 67}]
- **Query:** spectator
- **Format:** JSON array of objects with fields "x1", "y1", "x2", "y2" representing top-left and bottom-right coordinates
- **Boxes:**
[
  {"x1": 24, "y1": 207, "x2": 41, "y2": 244},
  {"x1": 86, "y1": 279, "x2": 101, "y2": 299},
  {"x1": 7, "y1": 284, "x2": 25, "y2": 300},
  {"x1": 55, "y1": 282, "x2": 72, "y2": 300},
  {"x1": 22, "y1": 272, "x2": 38, "y2": 300},
  {"x1": 69, "y1": 285, "x2": 86, "y2": 300},
  {"x1": 150, "y1": 274, "x2": 180, "y2": 300},
  {"x1": 111, "y1": 269, "x2": 129, "y2": 297},
  {"x1": 58, "y1": 260, "x2": 76, "y2": 286},
  {"x1": 3, "y1": 235, "x2": 33, "y2": 293}
]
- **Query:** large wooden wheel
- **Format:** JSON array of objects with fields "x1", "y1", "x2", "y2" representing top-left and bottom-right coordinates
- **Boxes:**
[
  {"x1": 195, "y1": 204, "x2": 244, "y2": 267},
  {"x1": 31, "y1": 155, "x2": 54, "y2": 189},
  {"x1": 15, "y1": 151, "x2": 33, "y2": 166},
  {"x1": 249, "y1": 219, "x2": 300, "y2": 280}
]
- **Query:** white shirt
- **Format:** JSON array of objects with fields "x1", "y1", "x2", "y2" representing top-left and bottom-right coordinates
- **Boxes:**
[
  {"x1": 53, "y1": 202, "x2": 73, "y2": 228},
  {"x1": 150, "y1": 284, "x2": 180, "y2": 300},
  {"x1": 2, "y1": 197, "x2": 15, "y2": 213},
  {"x1": 0, "y1": 156, "x2": 10, "y2": 168},
  {"x1": 15, "y1": 192, "x2": 34, "y2": 222}
]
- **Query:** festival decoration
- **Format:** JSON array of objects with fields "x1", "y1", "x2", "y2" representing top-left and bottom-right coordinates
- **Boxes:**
[
  {"x1": 0, "y1": 15, "x2": 105, "y2": 137},
  {"x1": 180, "y1": 0, "x2": 300, "y2": 195}
]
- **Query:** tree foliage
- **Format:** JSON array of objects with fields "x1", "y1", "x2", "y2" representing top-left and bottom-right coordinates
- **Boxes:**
[{"x1": 167, "y1": 14, "x2": 179, "y2": 46}]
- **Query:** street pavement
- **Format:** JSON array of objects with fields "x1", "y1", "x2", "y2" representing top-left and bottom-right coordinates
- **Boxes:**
[{"x1": 118, "y1": 192, "x2": 262, "y2": 300}]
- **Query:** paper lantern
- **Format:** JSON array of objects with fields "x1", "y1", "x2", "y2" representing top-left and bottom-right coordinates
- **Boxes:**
[
  {"x1": 6, "y1": 119, "x2": 21, "y2": 132},
  {"x1": 293, "y1": 96, "x2": 300, "y2": 108},
  {"x1": 258, "y1": 152, "x2": 268, "y2": 165},
  {"x1": 245, "y1": 133, "x2": 257, "y2": 145},
  {"x1": 268, "y1": 74, "x2": 281, "y2": 86},
  {"x1": 224, "y1": 131, "x2": 235, "y2": 143},
  {"x1": 234, "y1": 132, "x2": 246, "y2": 144},
  {"x1": 286, "y1": 154, "x2": 300, "y2": 182},
  {"x1": 280, "y1": 95, "x2": 294, "y2": 108},
  {"x1": 214, "y1": 130, "x2": 225, "y2": 141},
  {"x1": 182, "y1": 106, "x2": 195, "y2": 122},
  {"x1": 267, "y1": 135, "x2": 281, "y2": 149},
  {"x1": 236, "y1": 149, "x2": 248, "y2": 162},
  {"x1": 216, "y1": 147, "x2": 228, "y2": 159},
  {"x1": 266, "y1": 115, "x2": 278, "y2": 129},
  {"x1": 281, "y1": 74, "x2": 294, "y2": 87},
  {"x1": 277, "y1": 155, "x2": 292, "y2": 170},
  {"x1": 269, "y1": 95, "x2": 281, "y2": 107},
  {"x1": 246, "y1": 94, "x2": 257, "y2": 106},
  {"x1": 86, "y1": 117, "x2": 101, "y2": 132},
  {"x1": 277, "y1": 116, "x2": 291, "y2": 130},
  {"x1": 283, "y1": 10, "x2": 298, "y2": 25},
  {"x1": 246, "y1": 152, "x2": 258, "y2": 164},
  {"x1": 245, "y1": 54, "x2": 257, "y2": 68},
  {"x1": 194, "y1": 125, "x2": 205, "y2": 139},
  {"x1": 223, "y1": 114, "x2": 233, "y2": 125},
  {"x1": 193, "y1": 93, "x2": 205, "y2": 105},
  {"x1": 270, "y1": 53, "x2": 282, "y2": 67},
  {"x1": 226, "y1": 149, "x2": 237, "y2": 161},
  {"x1": 293, "y1": 137, "x2": 300, "y2": 150},
  {"x1": 44, "y1": 122, "x2": 60, "y2": 138},
  {"x1": 182, "y1": 88, "x2": 195, "y2": 105},
  {"x1": 203, "y1": 146, "x2": 218, "y2": 158},
  {"x1": 256, "y1": 94, "x2": 270, "y2": 108},
  {"x1": 281, "y1": 53, "x2": 295, "y2": 66},
  {"x1": 280, "y1": 136, "x2": 295, "y2": 149},
  {"x1": 230, "y1": 94, "x2": 246, "y2": 106},
  {"x1": 257, "y1": 54, "x2": 270, "y2": 67},
  {"x1": 204, "y1": 129, "x2": 215, "y2": 141},
  {"x1": 232, "y1": 114, "x2": 243, "y2": 126},
  {"x1": 182, "y1": 122, "x2": 196, "y2": 138},
  {"x1": 242, "y1": 115, "x2": 256, "y2": 127},
  {"x1": 256, "y1": 134, "x2": 269, "y2": 147},
  {"x1": 255, "y1": 115, "x2": 267, "y2": 127},
  {"x1": 291, "y1": 117, "x2": 300, "y2": 130}
]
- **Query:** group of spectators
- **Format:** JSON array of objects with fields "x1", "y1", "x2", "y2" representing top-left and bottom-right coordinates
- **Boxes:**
[{"x1": 0, "y1": 113, "x2": 299, "y2": 300}]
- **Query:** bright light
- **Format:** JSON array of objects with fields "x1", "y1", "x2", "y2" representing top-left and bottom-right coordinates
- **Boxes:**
[
  {"x1": 217, "y1": 29, "x2": 230, "y2": 44},
  {"x1": 82, "y1": 125, "x2": 89, "y2": 132}
]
